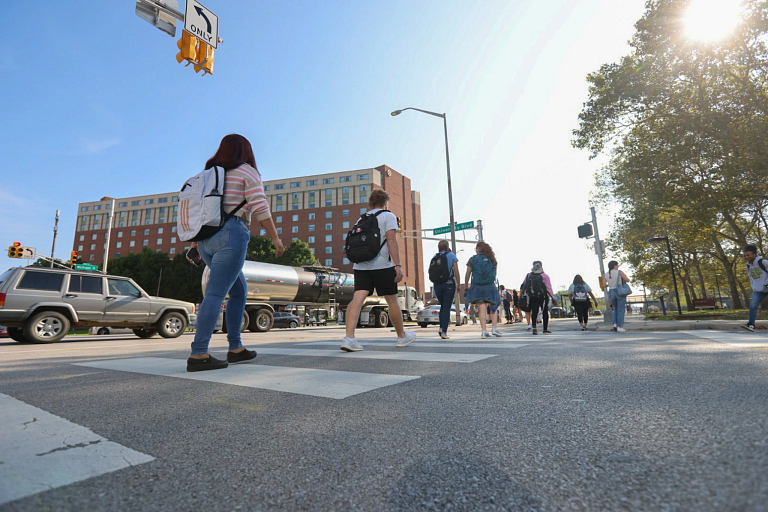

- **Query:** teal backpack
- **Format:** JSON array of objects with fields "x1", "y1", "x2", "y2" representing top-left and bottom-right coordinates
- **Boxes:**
[{"x1": 472, "y1": 254, "x2": 496, "y2": 285}]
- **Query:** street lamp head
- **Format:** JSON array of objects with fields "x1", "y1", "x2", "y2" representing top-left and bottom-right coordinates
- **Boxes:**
[
  {"x1": 647, "y1": 237, "x2": 667, "y2": 242},
  {"x1": 391, "y1": 110, "x2": 403, "y2": 116}
]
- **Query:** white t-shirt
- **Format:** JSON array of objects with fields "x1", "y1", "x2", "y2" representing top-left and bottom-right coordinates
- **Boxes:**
[{"x1": 353, "y1": 208, "x2": 398, "y2": 271}]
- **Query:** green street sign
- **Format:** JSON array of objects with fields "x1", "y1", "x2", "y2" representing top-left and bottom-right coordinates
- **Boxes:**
[
  {"x1": 75, "y1": 263, "x2": 98, "y2": 271},
  {"x1": 433, "y1": 221, "x2": 475, "y2": 236}
]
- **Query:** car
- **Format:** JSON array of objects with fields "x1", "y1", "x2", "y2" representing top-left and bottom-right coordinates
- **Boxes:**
[
  {"x1": 416, "y1": 305, "x2": 468, "y2": 327},
  {"x1": 89, "y1": 326, "x2": 135, "y2": 335},
  {"x1": 0, "y1": 325, "x2": 7, "y2": 338},
  {"x1": 0, "y1": 265, "x2": 196, "y2": 344},
  {"x1": 272, "y1": 311, "x2": 303, "y2": 329}
]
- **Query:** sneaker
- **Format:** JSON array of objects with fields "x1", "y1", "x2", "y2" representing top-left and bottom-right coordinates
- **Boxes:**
[
  {"x1": 742, "y1": 324, "x2": 756, "y2": 332},
  {"x1": 532, "y1": 328, "x2": 538, "y2": 335},
  {"x1": 439, "y1": 331, "x2": 450, "y2": 339},
  {"x1": 481, "y1": 331, "x2": 492, "y2": 338},
  {"x1": 396, "y1": 331, "x2": 417, "y2": 347},
  {"x1": 543, "y1": 330, "x2": 552, "y2": 334},
  {"x1": 187, "y1": 355, "x2": 228, "y2": 372},
  {"x1": 491, "y1": 329, "x2": 503, "y2": 337},
  {"x1": 616, "y1": 327, "x2": 626, "y2": 333},
  {"x1": 227, "y1": 348, "x2": 257, "y2": 364},
  {"x1": 340, "y1": 337, "x2": 364, "y2": 352},
  {"x1": 526, "y1": 325, "x2": 532, "y2": 331},
  {"x1": 582, "y1": 325, "x2": 587, "y2": 331}
]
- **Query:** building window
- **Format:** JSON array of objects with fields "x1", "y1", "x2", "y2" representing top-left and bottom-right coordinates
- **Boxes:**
[
  {"x1": 143, "y1": 240, "x2": 149, "y2": 246},
  {"x1": 360, "y1": 208, "x2": 367, "y2": 214},
  {"x1": 130, "y1": 240, "x2": 135, "y2": 247},
  {"x1": 77, "y1": 245, "x2": 83, "y2": 251},
  {"x1": 157, "y1": 227, "x2": 163, "y2": 234},
  {"x1": 170, "y1": 247, "x2": 176, "y2": 255},
  {"x1": 292, "y1": 226, "x2": 298, "y2": 233},
  {"x1": 292, "y1": 204, "x2": 299, "y2": 210},
  {"x1": 80, "y1": 206, "x2": 90, "y2": 212},
  {"x1": 115, "y1": 252, "x2": 121, "y2": 257},
  {"x1": 79, "y1": 235, "x2": 84, "y2": 241},
  {"x1": 260, "y1": 229, "x2": 266, "y2": 236},
  {"x1": 325, "y1": 258, "x2": 332, "y2": 266},
  {"x1": 340, "y1": 176, "x2": 351, "y2": 182},
  {"x1": 169, "y1": 236, "x2": 175, "y2": 243},
  {"x1": 132, "y1": 200, "x2": 140, "y2": 206},
  {"x1": 171, "y1": 226, "x2": 177, "y2": 233},
  {"x1": 343, "y1": 257, "x2": 350, "y2": 265},
  {"x1": 116, "y1": 242, "x2": 122, "y2": 248},
  {"x1": 93, "y1": 224, "x2": 100, "y2": 230},
  {"x1": 276, "y1": 205, "x2": 283, "y2": 211},
  {"x1": 306, "y1": 179, "x2": 317, "y2": 186},
  {"x1": 93, "y1": 205, "x2": 102, "y2": 211},
  {"x1": 118, "y1": 202, "x2": 128, "y2": 208},
  {"x1": 156, "y1": 238, "x2": 163, "y2": 245},
  {"x1": 311, "y1": 248, "x2": 315, "y2": 255},
  {"x1": 159, "y1": 197, "x2": 168, "y2": 203},
  {"x1": 308, "y1": 236, "x2": 315, "y2": 243},
  {"x1": 145, "y1": 199, "x2": 154, "y2": 205},
  {"x1": 275, "y1": 215, "x2": 282, "y2": 223},
  {"x1": 309, "y1": 224, "x2": 315, "y2": 231},
  {"x1": 91, "y1": 234, "x2": 97, "y2": 240},
  {"x1": 290, "y1": 181, "x2": 301, "y2": 188},
  {"x1": 309, "y1": 213, "x2": 315, "y2": 220},
  {"x1": 323, "y1": 178, "x2": 334, "y2": 184},
  {"x1": 292, "y1": 237, "x2": 299, "y2": 242},
  {"x1": 144, "y1": 228, "x2": 150, "y2": 235},
  {"x1": 172, "y1": 196, "x2": 179, "y2": 202},
  {"x1": 325, "y1": 235, "x2": 332, "y2": 242},
  {"x1": 309, "y1": 201, "x2": 316, "y2": 208},
  {"x1": 292, "y1": 214, "x2": 299, "y2": 221},
  {"x1": 89, "y1": 254, "x2": 95, "y2": 261},
  {"x1": 359, "y1": 185, "x2": 367, "y2": 193},
  {"x1": 325, "y1": 223, "x2": 332, "y2": 230},
  {"x1": 343, "y1": 221, "x2": 349, "y2": 229},
  {"x1": 357, "y1": 173, "x2": 369, "y2": 180},
  {"x1": 325, "y1": 211, "x2": 332, "y2": 218},
  {"x1": 342, "y1": 209, "x2": 349, "y2": 217},
  {"x1": 264, "y1": 185, "x2": 270, "y2": 191},
  {"x1": 90, "y1": 244, "x2": 96, "y2": 250},
  {"x1": 276, "y1": 228, "x2": 282, "y2": 234},
  {"x1": 274, "y1": 183, "x2": 285, "y2": 190},
  {"x1": 117, "y1": 231, "x2": 123, "y2": 238},
  {"x1": 118, "y1": 222, "x2": 125, "y2": 228}
]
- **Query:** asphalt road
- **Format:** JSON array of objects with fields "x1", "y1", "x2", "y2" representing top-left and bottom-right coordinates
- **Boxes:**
[{"x1": 1, "y1": 320, "x2": 767, "y2": 511}]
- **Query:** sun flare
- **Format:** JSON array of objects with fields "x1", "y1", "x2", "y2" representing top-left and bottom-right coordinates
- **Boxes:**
[{"x1": 683, "y1": 0, "x2": 743, "y2": 42}]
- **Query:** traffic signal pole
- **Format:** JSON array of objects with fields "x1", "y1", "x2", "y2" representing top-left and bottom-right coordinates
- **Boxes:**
[
  {"x1": 50, "y1": 209, "x2": 59, "y2": 268},
  {"x1": 591, "y1": 206, "x2": 612, "y2": 326}
]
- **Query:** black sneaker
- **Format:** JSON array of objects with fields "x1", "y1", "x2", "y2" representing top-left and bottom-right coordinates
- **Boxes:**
[
  {"x1": 532, "y1": 328, "x2": 538, "y2": 335},
  {"x1": 227, "y1": 348, "x2": 257, "y2": 364},
  {"x1": 187, "y1": 355, "x2": 229, "y2": 372},
  {"x1": 543, "y1": 330, "x2": 552, "y2": 334},
  {"x1": 741, "y1": 324, "x2": 756, "y2": 332}
]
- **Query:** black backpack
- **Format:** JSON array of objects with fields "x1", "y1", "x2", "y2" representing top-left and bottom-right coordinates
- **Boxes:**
[
  {"x1": 344, "y1": 210, "x2": 389, "y2": 263},
  {"x1": 525, "y1": 273, "x2": 547, "y2": 299},
  {"x1": 429, "y1": 253, "x2": 451, "y2": 284},
  {"x1": 572, "y1": 283, "x2": 589, "y2": 302}
]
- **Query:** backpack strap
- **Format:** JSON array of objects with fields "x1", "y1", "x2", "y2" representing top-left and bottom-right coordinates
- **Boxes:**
[{"x1": 758, "y1": 258, "x2": 768, "y2": 273}]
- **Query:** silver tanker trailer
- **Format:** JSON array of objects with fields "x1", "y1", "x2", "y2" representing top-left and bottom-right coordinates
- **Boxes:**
[{"x1": 202, "y1": 260, "x2": 424, "y2": 332}]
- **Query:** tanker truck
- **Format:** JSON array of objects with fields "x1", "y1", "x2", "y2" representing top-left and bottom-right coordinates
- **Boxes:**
[{"x1": 202, "y1": 260, "x2": 424, "y2": 332}]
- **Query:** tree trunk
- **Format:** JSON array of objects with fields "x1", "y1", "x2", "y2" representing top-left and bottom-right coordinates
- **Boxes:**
[
  {"x1": 693, "y1": 253, "x2": 708, "y2": 298},
  {"x1": 711, "y1": 235, "x2": 743, "y2": 309}
]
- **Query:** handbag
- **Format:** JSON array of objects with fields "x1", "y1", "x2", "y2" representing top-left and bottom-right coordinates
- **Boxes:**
[
  {"x1": 616, "y1": 271, "x2": 632, "y2": 297},
  {"x1": 518, "y1": 293, "x2": 531, "y2": 312}
]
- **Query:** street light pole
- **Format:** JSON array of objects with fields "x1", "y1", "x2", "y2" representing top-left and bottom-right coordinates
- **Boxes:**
[
  {"x1": 648, "y1": 236, "x2": 683, "y2": 315},
  {"x1": 714, "y1": 273, "x2": 723, "y2": 309},
  {"x1": 392, "y1": 107, "x2": 462, "y2": 325}
]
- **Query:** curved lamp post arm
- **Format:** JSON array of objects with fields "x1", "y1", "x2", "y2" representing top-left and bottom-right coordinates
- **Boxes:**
[{"x1": 391, "y1": 107, "x2": 445, "y2": 119}]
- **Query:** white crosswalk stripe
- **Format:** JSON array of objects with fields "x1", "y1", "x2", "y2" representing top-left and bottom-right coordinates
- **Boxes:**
[
  {"x1": 74, "y1": 357, "x2": 420, "y2": 399},
  {"x1": 304, "y1": 341, "x2": 529, "y2": 350},
  {"x1": 0, "y1": 392, "x2": 153, "y2": 506},
  {"x1": 681, "y1": 330, "x2": 768, "y2": 348},
  {"x1": 222, "y1": 347, "x2": 497, "y2": 363}
]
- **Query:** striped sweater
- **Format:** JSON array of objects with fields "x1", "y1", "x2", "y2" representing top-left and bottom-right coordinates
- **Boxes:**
[{"x1": 223, "y1": 164, "x2": 271, "y2": 224}]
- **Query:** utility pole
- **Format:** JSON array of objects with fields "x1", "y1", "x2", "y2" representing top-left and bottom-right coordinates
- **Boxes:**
[
  {"x1": 103, "y1": 198, "x2": 116, "y2": 273},
  {"x1": 591, "y1": 207, "x2": 612, "y2": 325},
  {"x1": 50, "y1": 210, "x2": 60, "y2": 268}
]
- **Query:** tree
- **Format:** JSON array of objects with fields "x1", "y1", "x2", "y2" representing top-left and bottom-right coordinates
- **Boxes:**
[{"x1": 246, "y1": 236, "x2": 319, "y2": 267}]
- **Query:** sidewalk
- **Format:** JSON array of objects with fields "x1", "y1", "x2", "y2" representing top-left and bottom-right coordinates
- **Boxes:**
[{"x1": 544, "y1": 315, "x2": 765, "y2": 332}]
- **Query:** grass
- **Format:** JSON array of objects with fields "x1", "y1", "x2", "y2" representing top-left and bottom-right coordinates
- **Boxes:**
[{"x1": 644, "y1": 309, "x2": 768, "y2": 321}]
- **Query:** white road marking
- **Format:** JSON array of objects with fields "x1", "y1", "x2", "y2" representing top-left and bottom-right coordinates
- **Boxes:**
[
  {"x1": 681, "y1": 330, "x2": 768, "y2": 348},
  {"x1": 74, "y1": 358, "x2": 420, "y2": 399},
  {"x1": 305, "y1": 341, "x2": 528, "y2": 350},
  {"x1": 0, "y1": 393, "x2": 153, "y2": 506},
  {"x1": 226, "y1": 347, "x2": 496, "y2": 363}
]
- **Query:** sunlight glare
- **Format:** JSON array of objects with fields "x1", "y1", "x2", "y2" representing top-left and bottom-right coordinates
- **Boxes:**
[{"x1": 683, "y1": 0, "x2": 743, "y2": 42}]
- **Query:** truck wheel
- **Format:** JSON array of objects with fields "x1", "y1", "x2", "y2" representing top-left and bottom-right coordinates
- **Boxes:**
[
  {"x1": 133, "y1": 328, "x2": 157, "y2": 339},
  {"x1": 157, "y1": 312, "x2": 188, "y2": 338},
  {"x1": 24, "y1": 311, "x2": 70, "y2": 344},
  {"x1": 97, "y1": 327, "x2": 110, "y2": 335},
  {"x1": 418, "y1": 323, "x2": 428, "y2": 328},
  {"x1": 222, "y1": 311, "x2": 249, "y2": 333},
  {"x1": 376, "y1": 310, "x2": 389, "y2": 328},
  {"x1": 250, "y1": 309, "x2": 274, "y2": 332},
  {"x1": 8, "y1": 327, "x2": 30, "y2": 343}
]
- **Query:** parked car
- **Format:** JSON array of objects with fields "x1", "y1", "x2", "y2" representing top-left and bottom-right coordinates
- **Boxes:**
[
  {"x1": 0, "y1": 265, "x2": 195, "y2": 344},
  {"x1": 550, "y1": 307, "x2": 568, "y2": 318},
  {"x1": 591, "y1": 309, "x2": 603, "y2": 316},
  {"x1": 272, "y1": 311, "x2": 302, "y2": 329},
  {"x1": 416, "y1": 305, "x2": 468, "y2": 327},
  {"x1": 0, "y1": 325, "x2": 7, "y2": 338},
  {"x1": 89, "y1": 326, "x2": 135, "y2": 335}
]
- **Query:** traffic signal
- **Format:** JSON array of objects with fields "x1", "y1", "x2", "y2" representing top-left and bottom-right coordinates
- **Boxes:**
[
  {"x1": 194, "y1": 40, "x2": 214, "y2": 75},
  {"x1": 397, "y1": 217, "x2": 402, "y2": 233},
  {"x1": 577, "y1": 223, "x2": 594, "y2": 238},
  {"x1": 8, "y1": 242, "x2": 22, "y2": 258},
  {"x1": 176, "y1": 32, "x2": 198, "y2": 66},
  {"x1": 70, "y1": 251, "x2": 78, "y2": 265}
]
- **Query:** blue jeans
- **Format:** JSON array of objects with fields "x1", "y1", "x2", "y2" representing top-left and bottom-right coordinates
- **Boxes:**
[
  {"x1": 609, "y1": 289, "x2": 626, "y2": 327},
  {"x1": 434, "y1": 280, "x2": 456, "y2": 333},
  {"x1": 191, "y1": 217, "x2": 250, "y2": 355},
  {"x1": 748, "y1": 290, "x2": 768, "y2": 325}
]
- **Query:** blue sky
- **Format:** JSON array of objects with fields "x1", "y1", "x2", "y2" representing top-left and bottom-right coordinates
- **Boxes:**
[{"x1": 1, "y1": 0, "x2": 647, "y2": 292}]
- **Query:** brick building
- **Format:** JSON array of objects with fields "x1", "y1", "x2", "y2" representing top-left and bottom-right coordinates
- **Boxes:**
[{"x1": 73, "y1": 165, "x2": 425, "y2": 295}]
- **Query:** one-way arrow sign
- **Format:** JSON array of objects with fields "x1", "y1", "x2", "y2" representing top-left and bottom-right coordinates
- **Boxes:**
[{"x1": 184, "y1": 0, "x2": 218, "y2": 48}]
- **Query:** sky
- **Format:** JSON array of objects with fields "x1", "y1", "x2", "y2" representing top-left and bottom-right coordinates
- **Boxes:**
[{"x1": 1, "y1": 0, "x2": 648, "y2": 293}]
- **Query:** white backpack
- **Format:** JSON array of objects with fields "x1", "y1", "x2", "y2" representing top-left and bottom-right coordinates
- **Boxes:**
[{"x1": 177, "y1": 167, "x2": 246, "y2": 242}]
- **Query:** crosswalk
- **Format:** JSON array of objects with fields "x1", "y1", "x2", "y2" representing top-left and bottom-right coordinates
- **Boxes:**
[{"x1": 681, "y1": 330, "x2": 768, "y2": 348}]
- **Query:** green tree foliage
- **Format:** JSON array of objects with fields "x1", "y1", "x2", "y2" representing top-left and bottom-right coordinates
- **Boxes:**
[
  {"x1": 574, "y1": 0, "x2": 768, "y2": 309},
  {"x1": 246, "y1": 236, "x2": 319, "y2": 267}
]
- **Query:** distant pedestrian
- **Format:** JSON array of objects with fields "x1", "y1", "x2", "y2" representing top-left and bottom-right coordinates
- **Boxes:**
[
  {"x1": 429, "y1": 240, "x2": 461, "y2": 339},
  {"x1": 605, "y1": 260, "x2": 631, "y2": 332},
  {"x1": 340, "y1": 189, "x2": 416, "y2": 351},
  {"x1": 186, "y1": 134, "x2": 283, "y2": 372},
  {"x1": 512, "y1": 289, "x2": 523, "y2": 323},
  {"x1": 464, "y1": 242, "x2": 502, "y2": 338},
  {"x1": 742, "y1": 244, "x2": 768, "y2": 332},
  {"x1": 500, "y1": 285, "x2": 513, "y2": 324},
  {"x1": 521, "y1": 261, "x2": 556, "y2": 335},
  {"x1": 568, "y1": 274, "x2": 598, "y2": 331}
]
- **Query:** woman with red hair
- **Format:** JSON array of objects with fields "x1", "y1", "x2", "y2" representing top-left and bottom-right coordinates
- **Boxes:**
[{"x1": 464, "y1": 242, "x2": 502, "y2": 338}]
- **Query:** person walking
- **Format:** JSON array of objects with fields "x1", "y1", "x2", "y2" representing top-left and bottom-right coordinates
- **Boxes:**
[
  {"x1": 186, "y1": 134, "x2": 284, "y2": 372},
  {"x1": 429, "y1": 240, "x2": 461, "y2": 339},
  {"x1": 500, "y1": 285, "x2": 514, "y2": 324},
  {"x1": 568, "y1": 275, "x2": 598, "y2": 331},
  {"x1": 742, "y1": 244, "x2": 768, "y2": 332},
  {"x1": 512, "y1": 289, "x2": 523, "y2": 323},
  {"x1": 520, "y1": 261, "x2": 556, "y2": 335},
  {"x1": 340, "y1": 189, "x2": 416, "y2": 351},
  {"x1": 605, "y1": 260, "x2": 631, "y2": 332},
  {"x1": 464, "y1": 242, "x2": 502, "y2": 338}
]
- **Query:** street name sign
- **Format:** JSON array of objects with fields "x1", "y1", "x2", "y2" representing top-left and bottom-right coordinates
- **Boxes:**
[
  {"x1": 433, "y1": 221, "x2": 475, "y2": 236},
  {"x1": 75, "y1": 263, "x2": 99, "y2": 271},
  {"x1": 184, "y1": 0, "x2": 218, "y2": 48}
]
